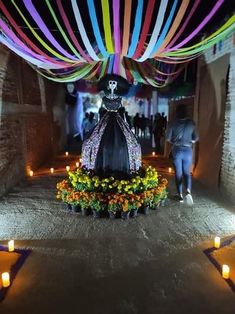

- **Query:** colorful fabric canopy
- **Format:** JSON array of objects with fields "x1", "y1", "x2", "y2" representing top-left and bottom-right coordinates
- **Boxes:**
[{"x1": 0, "y1": 0, "x2": 234, "y2": 87}]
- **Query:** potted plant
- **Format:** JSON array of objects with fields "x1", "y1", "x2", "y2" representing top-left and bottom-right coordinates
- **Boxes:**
[
  {"x1": 89, "y1": 193, "x2": 104, "y2": 218},
  {"x1": 78, "y1": 193, "x2": 90, "y2": 216},
  {"x1": 107, "y1": 198, "x2": 120, "y2": 219}
]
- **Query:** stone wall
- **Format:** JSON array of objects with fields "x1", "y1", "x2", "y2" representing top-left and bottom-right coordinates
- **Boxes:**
[
  {"x1": 194, "y1": 32, "x2": 235, "y2": 202},
  {"x1": 220, "y1": 49, "x2": 235, "y2": 202},
  {"x1": 0, "y1": 46, "x2": 66, "y2": 197}
]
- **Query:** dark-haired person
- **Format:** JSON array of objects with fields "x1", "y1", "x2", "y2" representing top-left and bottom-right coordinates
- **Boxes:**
[{"x1": 166, "y1": 104, "x2": 199, "y2": 205}]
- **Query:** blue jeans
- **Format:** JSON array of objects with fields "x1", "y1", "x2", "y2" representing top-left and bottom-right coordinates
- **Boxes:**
[{"x1": 172, "y1": 146, "x2": 192, "y2": 194}]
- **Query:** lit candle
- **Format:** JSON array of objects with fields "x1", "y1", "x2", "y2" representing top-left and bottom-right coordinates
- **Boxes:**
[
  {"x1": 152, "y1": 152, "x2": 155, "y2": 156},
  {"x1": 29, "y1": 170, "x2": 34, "y2": 177},
  {"x1": 76, "y1": 162, "x2": 79, "y2": 168},
  {"x1": 66, "y1": 166, "x2": 70, "y2": 172},
  {"x1": 65, "y1": 151, "x2": 69, "y2": 156},
  {"x1": 50, "y1": 167, "x2": 54, "y2": 174},
  {"x1": 79, "y1": 158, "x2": 82, "y2": 163},
  {"x1": 8, "y1": 240, "x2": 14, "y2": 252},
  {"x1": 214, "y1": 236, "x2": 220, "y2": 249},
  {"x1": 1, "y1": 272, "x2": 10, "y2": 288},
  {"x1": 222, "y1": 265, "x2": 230, "y2": 279},
  {"x1": 168, "y1": 167, "x2": 172, "y2": 173}
]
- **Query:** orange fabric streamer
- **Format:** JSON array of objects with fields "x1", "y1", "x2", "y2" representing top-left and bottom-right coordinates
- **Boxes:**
[
  {"x1": 122, "y1": 0, "x2": 132, "y2": 56},
  {"x1": 153, "y1": 0, "x2": 190, "y2": 56}
]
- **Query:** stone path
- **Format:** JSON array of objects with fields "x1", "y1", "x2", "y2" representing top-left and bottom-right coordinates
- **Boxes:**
[{"x1": 0, "y1": 153, "x2": 235, "y2": 314}]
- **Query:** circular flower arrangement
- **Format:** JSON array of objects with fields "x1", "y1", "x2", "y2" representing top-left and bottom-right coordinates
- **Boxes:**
[{"x1": 56, "y1": 166, "x2": 168, "y2": 218}]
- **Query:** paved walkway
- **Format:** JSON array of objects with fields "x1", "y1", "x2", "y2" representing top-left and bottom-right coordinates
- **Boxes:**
[{"x1": 0, "y1": 149, "x2": 235, "y2": 314}]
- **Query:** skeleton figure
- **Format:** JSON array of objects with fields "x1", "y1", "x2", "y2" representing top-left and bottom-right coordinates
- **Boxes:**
[
  {"x1": 106, "y1": 80, "x2": 118, "y2": 99},
  {"x1": 81, "y1": 74, "x2": 142, "y2": 178}
]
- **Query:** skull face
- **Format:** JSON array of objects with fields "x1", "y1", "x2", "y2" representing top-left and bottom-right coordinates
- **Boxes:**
[
  {"x1": 108, "y1": 80, "x2": 117, "y2": 94},
  {"x1": 66, "y1": 83, "x2": 74, "y2": 93}
]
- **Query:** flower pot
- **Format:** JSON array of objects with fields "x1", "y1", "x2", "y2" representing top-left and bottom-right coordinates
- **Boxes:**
[
  {"x1": 143, "y1": 206, "x2": 150, "y2": 215},
  {"x1": 121, "y1": 211, "x2": 130, "y2": 220},
  {"x1": 131, "y1": 208, "x2": 138, "y2": 218},
  {"x1": 72, "y1": 204, "x2": 80, "y2": 213},
  {"x1": 66, "y1": 203, "x2": 72, "y2": 211},
  {"x1": 108, "y1": 211, "x2": 116, "y2": 219},
  {"x1": 81, "y1": 208, "x2": 88, "y2": 216},
  {"x1": 92, "y1": 210, "x2": 101, "y2": 219}
]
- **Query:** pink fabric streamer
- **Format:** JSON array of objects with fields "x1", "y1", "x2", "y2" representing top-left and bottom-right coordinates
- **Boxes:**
[
  {"x1": 23, "y1": 0, "x2": 77, "y2": 60},
  {"x1": 56, "y1": 0, "x2": 91, "y2": 62},
  {"x1": 166, "y1": 0, "x2": 201, "y2": 49},
  {"x1": 167, "y1": 0, "x2": 224, "y2": 51},
  {"x1": 113, "y1": 0, "x2": 120, "y2": 74},
  {"x1": 113, "y1": 0, "x2": 121, "y2": 53}
]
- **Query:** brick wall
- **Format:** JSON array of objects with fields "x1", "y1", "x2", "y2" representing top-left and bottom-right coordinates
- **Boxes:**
[{"x1": 0, "y1": 46, "x2": 66, "y2": 197}]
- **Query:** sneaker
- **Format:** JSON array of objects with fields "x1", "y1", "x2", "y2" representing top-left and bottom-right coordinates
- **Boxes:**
[
  {"x1": 178, "y1": 194, "x2": 184, "y2": 203},
  {"x1": 185, "y1": 192, "x2": 193, "y2": 206}
]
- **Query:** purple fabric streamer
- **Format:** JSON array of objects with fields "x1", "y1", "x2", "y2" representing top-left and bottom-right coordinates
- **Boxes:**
[
  {"x1": 166, "y1": 0, "x2": 201, "y2": 49},
  {"x1": 113, "y1": 54, "x2": 120, "y2": 75},
  {"x1": 113, "y1": 0, "x2": 120, "y2": 53},
  {"x1": 0, "y1": 18, "x2": 57, "y2": 66},
  {"x1": 167, "y1": 0, "x2": 224, "y2": 51},
  {"x1": 23, "y1": 0, "x2": 77, "y2": 60}
]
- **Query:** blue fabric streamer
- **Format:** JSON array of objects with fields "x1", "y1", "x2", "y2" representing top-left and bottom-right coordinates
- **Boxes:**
[
  {"x1": 107, "y1": 54, "x2": 114, "y2": 73},
  {"x1": 87, "y1": 0, "x2": 109, "y2": 58},
  {"x1": 127, "y1": 0, "x2": 144, "y2": 58},
  {"x1": 151, "y1": 0, "x2": 178, "y2": 56}
]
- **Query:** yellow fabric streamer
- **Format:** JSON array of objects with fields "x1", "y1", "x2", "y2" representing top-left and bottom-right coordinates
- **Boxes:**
[
  {"x1": 11, "y1": 0, "x2": 75, "y2": 63},
  {"x1": 167, "y1": 15, "x2": 235, "y2": 55},
  {"x1": 101, "y1": 0, "x2": 114, "y2": 53}
]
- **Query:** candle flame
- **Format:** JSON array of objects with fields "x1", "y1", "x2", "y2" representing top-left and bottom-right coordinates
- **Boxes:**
[
  {"x1": 222, "y1": 264, "x2": 230, "y2": 279},
  {"x1": 8, "y1": 240, "x2": 14, "y2": 252},
  {"x1": 1, "y1": 272, "x2": 10, "y2": 287}
]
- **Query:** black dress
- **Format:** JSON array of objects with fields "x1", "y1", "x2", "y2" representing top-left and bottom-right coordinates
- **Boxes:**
[{"x1": 82, "y1": 96, "x2": 141, "y2": 179}]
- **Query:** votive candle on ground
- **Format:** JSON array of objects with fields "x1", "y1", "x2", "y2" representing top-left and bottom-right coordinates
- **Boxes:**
[
  {"x1": 79, "y1": 158, "x2": 82, "y2": 163},
  {"x1": 1, "y1": 272, "x2": 10, "y2": 288},
  {"x1": 8, "y1": 240, "x2": 14, "y2": 252},
  {"x1": 76, "y1": 162, "x2": 79, "y2": 168},
  {"x1": 66, "y1": 166, "x2": 70, "y2": 171},
  {"x1": 214, "y1": 236, "x2": 220, "y2": 249},
  {"x1": 65, "y1": 151, "x2": 69, "y2": 156},
  {"x1": 152, "y1": 152, "x2": 155, "y2": 156},
  {"x1": 50, "y1": 168, "x2": 54, "y2": 174},
  {"x1": 29, "y1": 170, "x2": 34, "y2": 177},
  {"x1": 168, "y1": 167, "x2": 172, "y2": 173},
  {"x1": 222, "y1": 265, "x2": 230, "y2": 279}
]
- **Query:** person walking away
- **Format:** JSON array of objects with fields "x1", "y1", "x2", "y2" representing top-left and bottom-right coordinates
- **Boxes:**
[
  {"x1": 140, "y1": 114, "x2": 147, "y2": 138},
  {"x1": 153, "y1": 113, "x2": 164, "y2": 153},
  {"x1": 166, "y1": 104, "x2": 199, "y2": 205},
  {"x1": 82, "y1": 112, "x2": 90, "y2": 138},
  {"x1": 133, "y1": 113, "x2": 140, "y2": 137}
]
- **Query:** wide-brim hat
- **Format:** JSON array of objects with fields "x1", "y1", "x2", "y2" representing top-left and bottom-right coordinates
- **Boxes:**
[{"x1": 98, "y1": 74, "x2": 130, "y2": 96}]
